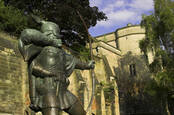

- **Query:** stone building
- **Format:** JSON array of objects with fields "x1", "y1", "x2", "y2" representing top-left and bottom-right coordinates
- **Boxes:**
[
  {"x1": 0, "y1": 24, "x2": 159, "y2": 115},
  {"x1": 91, "y1": 24, "x2": 156, "y2": 115}
]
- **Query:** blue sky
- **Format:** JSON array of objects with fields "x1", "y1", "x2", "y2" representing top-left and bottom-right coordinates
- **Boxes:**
[{"x1": 89, "y1": 0, "x2": 154, "y2": 37}]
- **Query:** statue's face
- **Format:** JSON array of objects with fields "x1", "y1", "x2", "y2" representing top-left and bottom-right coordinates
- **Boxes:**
[
  {"x1": 41, "y1": 21, "x2": 62, "y2": 47},
  {"x1": 41, "y1": 21, "x2": 60, "y2": 36},
  {"x1": 44, "y1": 31, "x2": 57, "y2": 39}
]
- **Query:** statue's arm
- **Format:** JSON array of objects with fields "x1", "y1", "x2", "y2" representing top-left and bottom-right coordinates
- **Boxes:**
[
  {"x1": 20, "y1": 29, "x2": 61, "y2": 48},
  {"x1": 74, "y1": 58, "x2": 95, "y2": 70}
]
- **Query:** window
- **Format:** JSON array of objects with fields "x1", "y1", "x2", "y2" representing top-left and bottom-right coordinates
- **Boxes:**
[
  {"x1": 129, "y1": 64, "x2": 136, "y2": 76},
  {"x1": 115, "y1": 38, "x2": 119, "y2": 49},
  {"x1": 96, "y1": 46, "x2": 99, "y2": 53}
]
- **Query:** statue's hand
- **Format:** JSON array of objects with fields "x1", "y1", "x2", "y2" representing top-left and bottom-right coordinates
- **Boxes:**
[
  {"x1": 88, "y1": 60, "x2": 95, "y2": 69},
  {"x1": 29, "y1": 97, "x2": 41, "y2": 112},
  {"x1": 29, "y1": 103, "x2": 41, "y2": 112},
  {"x1": 53, "y1": 39, "x2": 62, "y2": 48}
]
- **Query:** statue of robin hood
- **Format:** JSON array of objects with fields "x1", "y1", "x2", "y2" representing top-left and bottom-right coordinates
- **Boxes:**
[{"x1": 18, "y1": 15, "x2": 95, "y2": 115}]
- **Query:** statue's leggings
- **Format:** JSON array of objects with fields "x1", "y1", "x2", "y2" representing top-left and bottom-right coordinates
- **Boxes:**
[{"x1": 41, "y1": 100, "x2": 86, "y2": 115}]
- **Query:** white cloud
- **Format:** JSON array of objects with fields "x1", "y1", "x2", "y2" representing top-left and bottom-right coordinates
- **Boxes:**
[
  {"x1": 103, "y1": 0, "x2": 125, "y2": 13},
  {"x1": 92, "y1": 0, "x2": 154, "y2": 28},
  {"x1": 97, "y1": 10, "x2": 137, "y2": 27},
  {"x1": 129, "y1": 0, "x2": 154, "y2": 11},
  {"x1": 89, "y1": 0, "x2": 103, "y2": 7}
]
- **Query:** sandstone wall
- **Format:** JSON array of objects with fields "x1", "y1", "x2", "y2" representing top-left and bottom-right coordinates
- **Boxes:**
[{"x1": 0, "y1": 32, "x2": 29, "y2": 115}]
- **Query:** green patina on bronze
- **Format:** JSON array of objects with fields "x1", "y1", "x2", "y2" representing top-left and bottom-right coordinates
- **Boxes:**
[{"x1": 18, "y1": 15, "x2": 95, "y2": 115}]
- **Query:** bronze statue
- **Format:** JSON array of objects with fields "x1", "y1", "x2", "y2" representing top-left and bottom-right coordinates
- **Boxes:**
[{"x1": 18, "y1": 16, "x2": 95, "y2": 115}]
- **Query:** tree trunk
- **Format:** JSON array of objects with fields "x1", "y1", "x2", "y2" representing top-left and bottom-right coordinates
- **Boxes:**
[
  {"x1": 166, "y1": 98, "x2": 171, "y2": 115},
  {"x1": 168, "y1": 94, "x2": 174, "y2": 115}
]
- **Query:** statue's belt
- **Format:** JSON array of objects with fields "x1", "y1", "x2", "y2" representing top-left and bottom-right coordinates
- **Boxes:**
[
  {"x1": 53, "y1": 75, "x2": 69, "y2": 85},
  {"x1": 37, "y1": 72, "x2": 70, "y2": 85}
]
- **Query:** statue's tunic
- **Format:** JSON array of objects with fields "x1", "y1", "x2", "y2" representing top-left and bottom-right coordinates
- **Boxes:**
[{"x1": 31, "y1": 46, "x2": 78, "y2": 109}]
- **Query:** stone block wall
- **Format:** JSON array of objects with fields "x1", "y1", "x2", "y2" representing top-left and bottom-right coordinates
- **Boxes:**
[{"x1": 0, "y1": 32, "x2": 29, "y2": 115}]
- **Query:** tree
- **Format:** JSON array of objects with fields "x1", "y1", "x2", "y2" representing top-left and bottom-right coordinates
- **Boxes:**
[
  {"x1": 3, "y1": 0, "x2": 107, "y2": 47},
  {"x1": 140, "y1": 0, "x2": 174, "y2": 114},
  {"x1": 0, "y1": 1, "x2": 31, "y2": 35},
  {"x1": 114, "y1": 52, "x2": 162, "y2": 114}
]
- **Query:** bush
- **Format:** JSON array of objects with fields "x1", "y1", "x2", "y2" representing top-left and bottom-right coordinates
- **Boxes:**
[{"x1": 0, "y1": 1, "x2": 29, "y2": 36}]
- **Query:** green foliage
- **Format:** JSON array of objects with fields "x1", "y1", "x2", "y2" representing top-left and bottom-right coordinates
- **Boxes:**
[
  {"x1": 116, "y1": 53, "x2": 151, "y2": 97},
  {"x1": 140, "y1": 0, "x2": 174, "y2": 90},
  {"x1": 0, "y1": 0, "x2": 107, "y2": 58},
  {"x1": 145, "y1": 79, "x2": 167, "y2": 100},
  {"x1": 114, "y1": 53, "x2": 162, "y2": 113},
  {"x1": 140, "y1": 14, "x2": 159, "y2": 53},
  {"x1": 101, "y1": 82, "x2": 115, "y2": 92},
  {"x1": 0, "y1": 1, "x2": 29, "y2": 36},
  {"x1": 70, "y1": 44, "x2": 90, "y2": 61},
  {"x1": 100, "y1": 81, "x2": 115, "y2": 105},
  {"x1": 3, "y1": 0, "x2": 107, "y2": 45},
  {"x1": 140, "y1": 1, "x2": 174, "y2": 113}
]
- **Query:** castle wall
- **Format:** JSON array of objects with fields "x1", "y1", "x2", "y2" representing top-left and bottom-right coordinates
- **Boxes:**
[
  {"x1": 118, "y1": 34, "x2": 145, "y2": 55},
  {"x1": 94, "y1": 32, "x2": 117, "y2": 49},
  {"x1": 116, "y1": 25, "x2": 145, "y2": 55},
  {"x1": 92, "y1": 35, "x2": 122, "y2": 115},
  {"x1": 0, "y1": 32, "x2": 29, "y2": 115}
]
